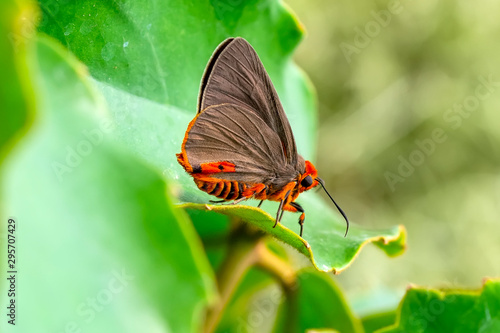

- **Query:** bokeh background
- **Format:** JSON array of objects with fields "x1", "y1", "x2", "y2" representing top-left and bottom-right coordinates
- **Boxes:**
[{"x1": 287, "y1": 0, "x2": 500, "y2": 313}]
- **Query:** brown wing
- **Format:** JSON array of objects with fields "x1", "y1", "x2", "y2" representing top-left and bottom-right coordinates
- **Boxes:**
[
  {"x1": 198, "y1": 37, "x2": 299, "y2": 168},
  {"x1": 184, "y1": 103, "x2": 302, "y2": 187}
]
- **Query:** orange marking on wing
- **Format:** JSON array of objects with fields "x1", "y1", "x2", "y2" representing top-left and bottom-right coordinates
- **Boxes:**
[
  {"x1": 191, "y1": 173, "x2": 218, "y2": 183},
  {"x1": 176, "y1": 153, "x2": 192, "y2": 173},
  {"x1": 200, "y1": 161, "x2": 236, "y2": 174},
  {"x1": 177, "y1": 112, "x2": 203, "y2": 173}
]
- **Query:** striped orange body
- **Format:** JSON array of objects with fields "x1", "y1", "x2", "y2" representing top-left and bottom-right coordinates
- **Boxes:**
[{"x1": 176, "y1": 152, "x2": 319, "y2": 214}]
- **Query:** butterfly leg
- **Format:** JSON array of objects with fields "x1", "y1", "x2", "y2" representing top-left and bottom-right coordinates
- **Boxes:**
[
  {"x1": 274, "y1": 199, "x2": 285, "y2": 228},
  {"x1": 289, "y1": 202, "x2": 305, "y2": 237},
  {"x1": 210, "y1": 197, "x2": 249, "y2": 205},
  {"x1": 279, "y1": 206, "x2": 285, "y2": 221},
  {"x1": 257, "y1": 200, "x2": 264, "y2": 208},
  {"x1": 274, "y1": 190, "x2": 291, "y2": 228},
  {"x1": 209, "y1": 199, "x2": 226, "y2": 204},
  {"x1": 230, "y1": 197, "x2": 249, "y2": 205}
]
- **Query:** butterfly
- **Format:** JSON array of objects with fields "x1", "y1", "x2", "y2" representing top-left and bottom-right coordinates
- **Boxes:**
[{"x1": 176, "y1": 37, "x2": 348, "y2": 237}]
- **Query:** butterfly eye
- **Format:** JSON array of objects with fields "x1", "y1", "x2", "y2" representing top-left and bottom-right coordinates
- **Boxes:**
[{"x1": 301, "y1": 175, "x2": 313, "y2": 188}]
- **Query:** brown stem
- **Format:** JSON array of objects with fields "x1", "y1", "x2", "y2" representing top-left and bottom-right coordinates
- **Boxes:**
[
  {"x1": 255, "y1": 243, "x2": 298, "y2": 333},
  {"x1": 254, "y1": 242, "x2": 296, "y2": 290},
  {"x1": 203, "y1": 224, "x2": 299, "y2": 333},
  {"x1": 203, "y1": 224, "x2": 261, "y2": 333}
]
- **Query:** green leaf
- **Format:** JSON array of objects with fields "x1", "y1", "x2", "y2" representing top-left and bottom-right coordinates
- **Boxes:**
[
  {"x1": 187, "y1": 208, "x2": 231, "y2": 270},
  {"x1": 37, "y1": 0, "x2": 405, "y2": 272},
  {"x1": 216, "y1": 268, "x2": 278, "y2": 333},
  {"x1": 377, "y1": 279, "x2": 500, "y2": 333},
  {"x1": 1, "y1": 36, "x2": 215, "y2": 332},
  {"x1": 293, "y1": 269, "x2": 364, "y2": 333},
  {"x1": 181, "y1": 195, "x2": 405, "y2": 273},
  {"x1": 272, "y1": 269, "x2": 363, "y2": 333},
  {"x1": 361, "y1": 311, "x2": 397, "y2": 333},
  {"x1": 0, "y1": 0, "x2": 32, "y2": 154},
  {"x1": 37, "y1": 0, "x2": 315, "y2": 157}
]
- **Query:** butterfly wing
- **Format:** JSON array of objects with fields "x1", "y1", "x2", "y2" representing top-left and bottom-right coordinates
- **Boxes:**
[
  {"x1": 180, "y1": 103, "x2": 302, "y2": 187},
  {"x1": 198, "y1": 37, "x2": 299, "y2": 168}
]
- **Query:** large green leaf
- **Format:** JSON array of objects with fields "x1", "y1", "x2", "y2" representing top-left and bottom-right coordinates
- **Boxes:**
[
  {"x1": 182, "y1": 196, "x2": 405, "y2": 273},
  {"x1": 37, "y1": 0, "x2": 405, "y2": 272},
  {"x1": 216, "y1": 268, "x2": 278, "y2": 333},
  {"x1": 378, "y1": 279, "x2": 500, "y2": 333},
  {"x1": 37, "y1": 0, "x2": 315, "y2": 156},
  {"x1": 293, "y1": 269, "x2": 364, "y2": 333},
  {"x1": 1, "y1": 36, "x2": 215, "y2": 332},
  {"x1": 215, "y1": 265, "x2": 366, "y2": 333},
  {"x1": 0, "y1": 0, "x2": 32, "y2": 154},
  {"x1": 361, "y1": 311, "x2": 397, "y2": 333},
  {"x1": 273, "y1": 269, "x2": 363, "y2": 333}
]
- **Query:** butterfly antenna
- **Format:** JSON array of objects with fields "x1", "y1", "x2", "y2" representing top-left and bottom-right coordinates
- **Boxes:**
[{"x1": 316, "y1": 178, "x2": 349, "y2": 237}]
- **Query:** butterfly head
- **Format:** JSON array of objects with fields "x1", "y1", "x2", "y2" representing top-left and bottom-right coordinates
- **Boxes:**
[
  {"x1": 299, "y1": 161, "x2": 350, "y2": 237},
  {"x1": 298, "y1": 160, "x2": 319, "y2": 193}
]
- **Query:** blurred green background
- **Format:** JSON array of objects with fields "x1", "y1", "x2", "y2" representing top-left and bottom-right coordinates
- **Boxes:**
[{"x1": 287, "y1": 0, "x2": 500, "y2": 310}]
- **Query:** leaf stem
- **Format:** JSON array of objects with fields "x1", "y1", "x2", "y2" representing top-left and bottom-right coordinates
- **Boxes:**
[
  {"x1": 203, "y1": 223, "x2": 298, "y2": 333},
  {"x1": 254, "y1": 242, "x2": 296, "y2": 290},
  {"x1": 203, "y1": 224, "x2": 262, "y2": 333},
  {"x1": 255, "y1": 243, "x2": 298, "y2": 333}
]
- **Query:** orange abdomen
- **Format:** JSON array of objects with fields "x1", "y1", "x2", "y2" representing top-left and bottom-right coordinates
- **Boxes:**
[{"x1": 194, "y1": 179, "x2": 269, "y2": 201}]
